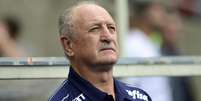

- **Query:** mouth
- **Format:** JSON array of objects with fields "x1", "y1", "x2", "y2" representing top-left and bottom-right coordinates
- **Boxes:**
[{"x1": 99, "y1": 47, "x2": 116, "y2": 52}]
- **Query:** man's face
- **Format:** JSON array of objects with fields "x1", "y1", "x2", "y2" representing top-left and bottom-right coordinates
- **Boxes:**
[{"x1": 70, "y1": 4, "x2": 119, "y2": 70}]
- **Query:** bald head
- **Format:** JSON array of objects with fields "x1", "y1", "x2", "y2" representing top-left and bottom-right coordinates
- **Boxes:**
[{"x1": 59, "y1": 2, "x2": 114, "y2": 38}]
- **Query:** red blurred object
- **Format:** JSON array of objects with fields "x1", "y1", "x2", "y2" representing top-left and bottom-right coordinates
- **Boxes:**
[{"x1": 177, "y1": 0, "x2": 196, "y2": 16}]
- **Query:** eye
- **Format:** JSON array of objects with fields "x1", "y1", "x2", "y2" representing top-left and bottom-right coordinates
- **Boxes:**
[
  {"x1": 89, "y1": 26, "x2": 100, "y2": 32},
  {"x1": 108, "y1": 25, "x2": 116, "y2": 32}
]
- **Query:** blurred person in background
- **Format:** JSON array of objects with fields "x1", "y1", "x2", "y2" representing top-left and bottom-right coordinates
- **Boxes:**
[
  {"x1": 161, "y1": 9, "x2": 194, "y2": 101},
  {"x1": 123, "y1": 1, "x2": 173, "y2": 101},
  {"x1": 161, "y1": 10, "x2": 182, "y2": 56},
  {"x1": 0, "y1": 16, "x2": 25, "y2": 57},
  {"x1": 124, "y1": 1, "x2": 166, "y2": 57},
  {"x1": 123, "y1": 0, "x2": 194, "y2": 101}
]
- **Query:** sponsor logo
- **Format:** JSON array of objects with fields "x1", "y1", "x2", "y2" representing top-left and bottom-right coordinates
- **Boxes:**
[
  {"x1": 126, "y1": 90, "x2": 148, "y2": 101},
  {"x1": 72, "y1": 93, "x2": 86, "y2": 101}
]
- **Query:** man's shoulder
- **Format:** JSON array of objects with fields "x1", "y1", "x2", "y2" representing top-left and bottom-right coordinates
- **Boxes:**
[
  {"x1": 49, "y1": 80, "x2": 79, "y2": 101},
  {"x1": 117, "y1": 81, "x2": 152, "y2": 101}
]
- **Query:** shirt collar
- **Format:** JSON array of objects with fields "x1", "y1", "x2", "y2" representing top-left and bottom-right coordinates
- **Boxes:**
[
  {"x1": 114, "y1": 80, "x2": 133, "y2": 101},
  {"x1": 68, "y1": 67, "x2": 132, "y2": 101},
  {"x1": 68, "y1": 67, "x2": 107, "y2": 101}
]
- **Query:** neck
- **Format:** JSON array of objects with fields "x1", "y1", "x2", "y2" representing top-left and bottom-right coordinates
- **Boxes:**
[{"x1": 72, "y1": 64, "x2": 115, "y2": 99}]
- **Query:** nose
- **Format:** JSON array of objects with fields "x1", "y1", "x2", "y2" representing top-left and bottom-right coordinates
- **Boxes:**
[{"x1": 100, "y1": 25, "x2": 113, "y2": 43}]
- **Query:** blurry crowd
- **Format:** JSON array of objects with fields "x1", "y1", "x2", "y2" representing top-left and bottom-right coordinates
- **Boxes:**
[
  {"x1": 124, "y1": 1, "x2": 182, "y2": 57},
  {"x1": 0, "y1": 16, "x2": 25, "y2": 57},
  {"x1": 122, "y1": 0, "x2": 194, "y2": 101}
]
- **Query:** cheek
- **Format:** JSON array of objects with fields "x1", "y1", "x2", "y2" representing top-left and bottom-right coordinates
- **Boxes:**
[
  {"x1": 113, "y1": 35, "x2": 119, "y2": 47},
  {"x1": 76, "y1": 38, "x2": 98, "y2": 54}
]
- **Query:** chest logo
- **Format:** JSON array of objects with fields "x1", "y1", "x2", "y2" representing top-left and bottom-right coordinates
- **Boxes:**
[
  {"x1": 126, "y1": 90, "x2": 148, "y2": 101},
  {"x1": 72, "y1": 93, "x2": 86, "y2": 101}
]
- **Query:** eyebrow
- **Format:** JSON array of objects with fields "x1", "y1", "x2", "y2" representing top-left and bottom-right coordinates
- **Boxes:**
[{"x1": 88, "y1": 21, "x2": 116, "y2": 27}]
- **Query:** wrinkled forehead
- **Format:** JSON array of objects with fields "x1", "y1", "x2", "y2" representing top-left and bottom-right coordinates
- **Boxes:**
[{"x1": 72, "y1": 4, "x2": 115, "y2": 26}]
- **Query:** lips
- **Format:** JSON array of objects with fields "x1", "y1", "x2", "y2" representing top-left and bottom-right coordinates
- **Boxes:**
[{"x1": 99, "y1": 47, "x2": 115, "y2": 52}]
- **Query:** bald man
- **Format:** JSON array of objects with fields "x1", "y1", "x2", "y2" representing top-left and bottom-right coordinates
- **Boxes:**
[{"x1": 49, "y1": 2, "x2": 152, "y2": 101}]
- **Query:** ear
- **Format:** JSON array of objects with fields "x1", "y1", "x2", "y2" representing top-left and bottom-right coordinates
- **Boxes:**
[{"x1": 60, "y1": 35, "x2": 74, "y2": 57}]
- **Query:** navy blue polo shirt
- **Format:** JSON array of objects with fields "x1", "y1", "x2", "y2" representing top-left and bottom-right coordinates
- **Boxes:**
[{"x1": 49, "y1": 67, "x2": 152, "y2": 101}]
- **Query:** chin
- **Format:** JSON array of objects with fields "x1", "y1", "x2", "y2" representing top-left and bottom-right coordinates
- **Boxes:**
[
  {"x1": 99, "y1": 56, "x2": 118, "y2": 65},
  {"x1": 90, "y1": 56, "x2": 118, "y2": 72}
]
